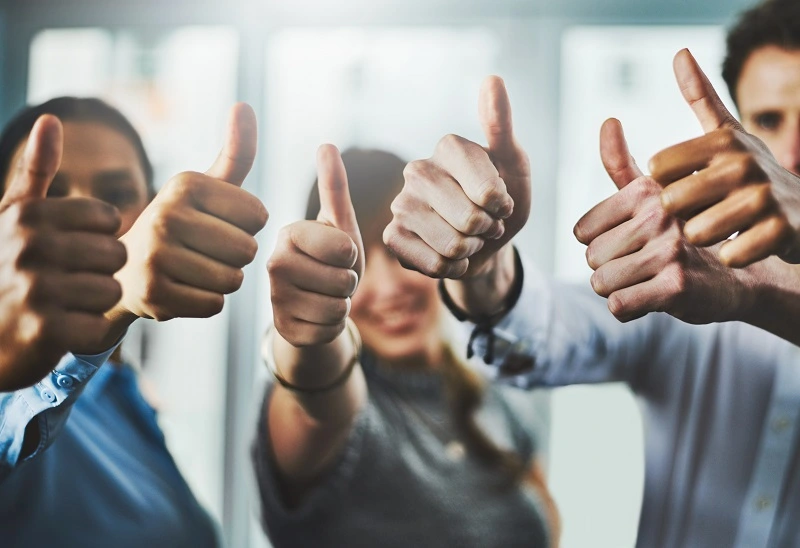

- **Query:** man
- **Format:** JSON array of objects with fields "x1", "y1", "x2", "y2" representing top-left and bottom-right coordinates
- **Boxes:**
[
  {"x1": 653, "y1": 0, "x2": 800, "y2": 267},
  {"x1": 383, "y1": 2, "x2": 800, "y2": 546}
]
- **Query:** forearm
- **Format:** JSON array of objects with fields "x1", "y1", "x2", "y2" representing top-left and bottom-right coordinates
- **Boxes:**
[
  {"x1": 266, "y1": 330, "x2": 367, "y2": 486},
  {"x1": 739, "y1": 258, "x2": 800, "y2": 346}
]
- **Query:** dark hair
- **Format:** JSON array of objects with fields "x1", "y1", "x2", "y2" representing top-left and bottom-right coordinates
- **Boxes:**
[
  {"x1": 306, "y1": 148, "x2": 526, "y2": 482},
  {"x1": 0, "y1": 96, "x2": 154, "y2": 198},
  {"x1": 723, "y1": 0, "x2": 800, "y2": 108}
]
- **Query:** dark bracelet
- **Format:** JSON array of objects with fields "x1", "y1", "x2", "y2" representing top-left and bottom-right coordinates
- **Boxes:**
[
  {"x1": 262, "y1": 318, "x2": 362, "y2": 394},
  {"x1": 438, "y1": 247, "x2": 524, "y2": 364}
]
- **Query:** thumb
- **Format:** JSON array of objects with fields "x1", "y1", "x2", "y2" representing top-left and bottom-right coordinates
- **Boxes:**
[
  {"x1": 479, "y1": 76, "x2": 518, "y2": 160},
  {"x1": 673, "y1": 48, "x2": 744, "y2": 134},
  {"x1": 316, "y1": 144, "x2": 364, "y2": 275},
  {"x1": 205, "y1": 102, "x2": 258, "y2": 187},
  {"x1": 600, "y1": 118, "x2": 643, "y2": 190},
  {"x1": 2, "y1": 114, "x2": 63, "y2": 205}
]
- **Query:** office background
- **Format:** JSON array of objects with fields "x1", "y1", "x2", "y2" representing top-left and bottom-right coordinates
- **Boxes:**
[{"x1": 0, "y1": 0, "x2": 755, "y2": 546}]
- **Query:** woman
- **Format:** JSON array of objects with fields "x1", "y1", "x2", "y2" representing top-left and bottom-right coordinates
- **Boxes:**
[
  {"x1": 0, "y1": 97, "x2": 266, "y2": 546},
  {"x1": 255, "y1": 146, "x2": 559, "y2": 547}
]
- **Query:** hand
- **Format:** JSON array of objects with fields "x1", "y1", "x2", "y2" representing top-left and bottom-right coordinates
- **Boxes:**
[
  {"x1": 383, "y1": 76, "x2": 530, "y2": 280},
  {"x1": 574, "y1": 118, "x2": 754, "y2": 324},
  {"x1": 268, "y1": 145, "x2": 363, "y2": 347},
  {"x1": 650, "y1": 48, "x2": 800, "y2": 267},
  {"x1": 0, "y1": 115, "x2": 127, "y2": 390},
  {"x1": 111, "y1": 103, "x2": 267, "y2": 324}
]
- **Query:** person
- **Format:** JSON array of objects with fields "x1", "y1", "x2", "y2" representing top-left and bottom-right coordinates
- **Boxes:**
[
  {"x1": 253, "y1": 146, "x2": 560, "y2": 547},
  {"x1": 384, "y1": 70, "x2": 800, "y2": 547},
  {"x1": 0, "y1": 113, "x2": 126, "y2": 391},
  {"x1": 651, "y1": 0, "x2": 800, "y2": 268},
  {"x1": 0, "y1": 97, "x2": 268, "y2": 546}
]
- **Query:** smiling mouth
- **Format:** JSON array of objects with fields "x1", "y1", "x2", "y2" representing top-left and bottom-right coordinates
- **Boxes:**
[{"x1": 371, "y1": 305, "x2": 427, "y2": 334}]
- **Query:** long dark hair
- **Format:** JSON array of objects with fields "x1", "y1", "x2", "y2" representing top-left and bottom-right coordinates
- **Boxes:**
[
  {"x1": 305, "y1": 147, "x2": 525, "y2": 482},
  {"x1": 0, "y1": 96, "x2": 154, "y2": 198}
]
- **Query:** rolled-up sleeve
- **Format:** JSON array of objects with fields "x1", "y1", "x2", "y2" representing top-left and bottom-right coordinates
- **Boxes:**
[{"x1": 0, "y1": 345, "x2": 120, "y2": 482}]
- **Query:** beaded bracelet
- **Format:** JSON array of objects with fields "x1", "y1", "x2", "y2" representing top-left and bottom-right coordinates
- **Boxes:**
[{"x1": 261, "y1": 317, "x2": 362, "y2": 394}]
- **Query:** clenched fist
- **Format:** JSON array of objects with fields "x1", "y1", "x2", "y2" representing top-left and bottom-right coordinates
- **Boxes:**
[
  {"x1": 0, "y1": 115, "x2": 127, "y2": 390},
  {"x1": 383, "y1": 76, "x2": 530, "y2": 282},
  {"x1": 111, "y1": 103, "x2": 268, "y2": 323},
  {"x1": 268, "y1": 145, "x2": 364, "y2": 348}
]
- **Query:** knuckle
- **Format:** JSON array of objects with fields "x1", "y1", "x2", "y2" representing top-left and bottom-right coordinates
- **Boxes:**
[
  {"x1": 716, "y1": 128, "x2": 739, "y2": 150},
  {"x1": 253, "y1": 201, "x2": 269, "y2": 231},
  {"x1": 662, "y1": 265, "x2": 687, "y2": 295},
  {"x1": 166, "y1": 172, "x2": 201, "y2": 200},
  {"x1": 403, "y1": 159, "x2": 427, "y2": 182},
  {"x1": 640, "y1": 204, "x2": 670, "y2": 234},
  {"x1": 223, "y1": 269, "x2": 245, "y2": 293},
  {"x1": 664, "y1": 238, "x2": 686, "y2": 263},
  {"x1": 607, "y1": 293, "x2": 627, "y2": 319},
  {"x1": 382, "y1": 224, "x2": 403, "y2": 252},
  {"x1": 443, "y1": 235, "x2": 470, "y2": 260},
  {"x1": 435, "y1": 133, "x2": 463, "y2": 156},
  {"x1": 97, "y1": 276, "x2": 123, "y2": 305},
  {"x1": 629, "y1": 178, "x2": 659, "y2": 203},
  {"x1": 207, "y1": 295, "x2": 225, "y2": 316},
  {"x1": 747, "y1": 184, "x2": 775, "y2": 213},
  {"x1": 585, "y1": 244, "x2": 600, "y2": 270},
  {"x1": 242, "y1": 237, "x2": 259, "y2": 264},
  {"x1": 590, "y1": 270, "x2": 609, "y2": 297},
  {"x1": 150, "y1": 206, "x2": 179, "y2": 236},
  {"x1": 266, "y1": 252, "x2": 290, "y2": 279},
  {"x1": 476, "y1": 176, "x2": 506, "y2": 207},
  {"x1": 313, "y1": 324, "x2": 344, "y2": 346},
  {"x1": 330, "y1": 298, "x2": 350, "y2": 322},
  {"x1": 648, "y1": 154, "x2": 664, "y2": 178},
  {"x1": 462, "y1": 208, "x2": 490, "y2": 235},
  {"x1": 108, "y1": 240, "x2": 128, "y2": 270},
  {"x1": 426, "y1": 255, "x2": 449, "y2": 278},
  {"x1": 143, "y1": 274, "x2": 168, "y2": 307}
]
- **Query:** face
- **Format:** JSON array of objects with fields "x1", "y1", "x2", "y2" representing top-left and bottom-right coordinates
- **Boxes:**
[
  {"x1": 351, "y1": 243, "x2": 443, "y2": 367},
  {"x1": 4, "y1": 121, "x2": 150, "y2": 235},
  {"x1": 737, "y1": 45, "x2": 800, "y2": 176}
]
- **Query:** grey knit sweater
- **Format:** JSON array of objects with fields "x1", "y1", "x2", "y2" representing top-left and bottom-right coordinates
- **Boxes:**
[{"x1": 253, "y1": 357, "x2": 550, "y2": 548}]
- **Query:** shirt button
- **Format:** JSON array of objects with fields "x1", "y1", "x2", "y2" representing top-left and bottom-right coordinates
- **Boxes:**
[
  {"x1": 772, "y1": 416, "x2": 791, "y2": 433},
  {"x1": 755, "y1": 496, "x2": 773, "y2": 511},
  {"x1": 40, "y1": 388, "x2": 56, "y2": 403},
  {"x1": 56, "y1": 375, "x2": 74, "y2": 389}
]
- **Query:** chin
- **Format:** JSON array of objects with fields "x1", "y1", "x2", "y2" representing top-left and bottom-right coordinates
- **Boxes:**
[{"x1": 366, "y1": 333, "x2": 431, "y2": 364}]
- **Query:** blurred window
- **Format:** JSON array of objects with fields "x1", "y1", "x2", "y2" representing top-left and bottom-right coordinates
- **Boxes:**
[{"x1": 551, "y1": 25, "x2": 727, "y2": 548}]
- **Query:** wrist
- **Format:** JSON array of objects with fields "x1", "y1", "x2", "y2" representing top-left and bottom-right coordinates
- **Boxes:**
[
  {"x1": 267, "y1": 320, "x2": 361, "y2": 393},
  {"x1": 737, "y1": 257, "x2": 800, "y2": 326},
  {"x1": 444, "y1": 244, "x2": 516, "y2": 317}
]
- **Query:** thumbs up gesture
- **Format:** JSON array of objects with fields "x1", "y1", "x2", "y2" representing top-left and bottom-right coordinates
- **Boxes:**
[
  {"x1": 651, "y1": 49, "x2": 800, "y2": 267},
  {"x1": 268, "y1": 145, "x2": 363, "y2": 348},
  {"x1": 575, "y1": 118, "x2": 753, "y2": 325},
  {"x1": 0, "y1": 115, "x2": 127, "y2": 390},
  {"x1": 384, "y1": 77, "x2": 530, "y2": 284},
  {"x1": 111, "y1": 103, "x2": 268, "y2": 324}
]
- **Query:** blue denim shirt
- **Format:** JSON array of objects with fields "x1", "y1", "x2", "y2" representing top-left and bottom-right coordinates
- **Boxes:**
[{"x1": 0, "y1": 350, "x2": 218, "y2": 547}]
